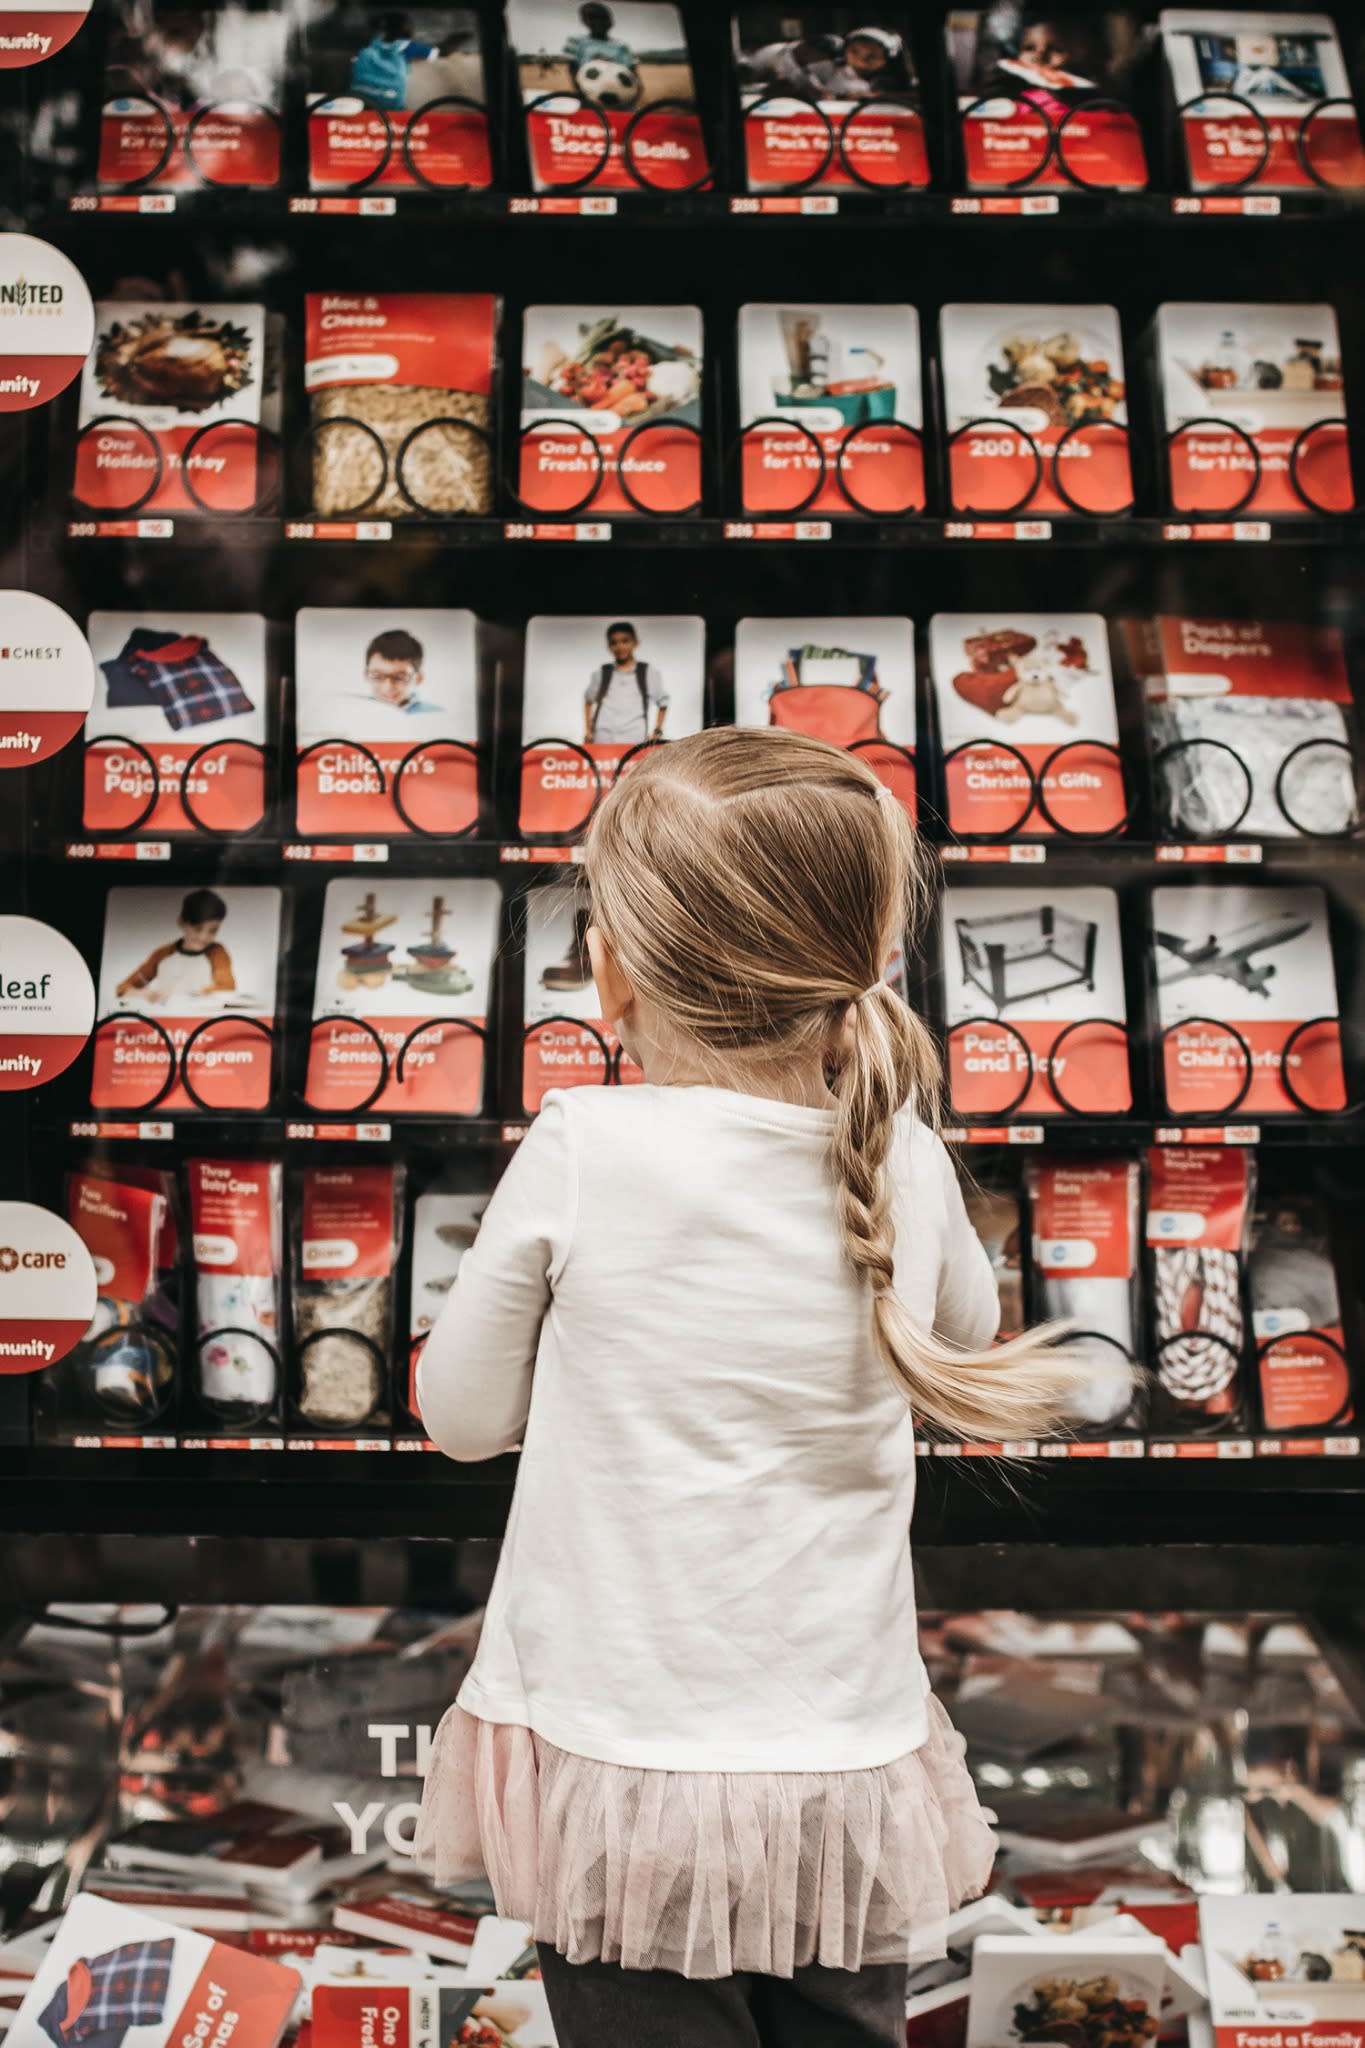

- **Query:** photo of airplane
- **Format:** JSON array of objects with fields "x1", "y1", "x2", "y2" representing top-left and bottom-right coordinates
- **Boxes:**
[{"x1": 1154, "y1": 908, "x2": 1313, "y2": 998}]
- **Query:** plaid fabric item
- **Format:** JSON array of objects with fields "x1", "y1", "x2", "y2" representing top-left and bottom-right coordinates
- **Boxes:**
[
  {"x1": 100, "y1": 629, "x2": 182, "y2": 709},
  {"x1": 38, "y1": 1939, "x2": 175, "y2": 2048},
  {"x1": 102, "y1": 629, "x2": 254, "y2": 732}
]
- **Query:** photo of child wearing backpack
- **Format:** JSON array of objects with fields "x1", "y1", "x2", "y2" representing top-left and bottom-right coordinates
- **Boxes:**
[{"x1": 583, "y1": 620, "x2": 669, "y2": 747}]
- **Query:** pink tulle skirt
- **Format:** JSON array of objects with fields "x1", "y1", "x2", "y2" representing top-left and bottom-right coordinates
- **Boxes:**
[{"x1": 414, "y1": 1694, "x2": 996, "y2": 1980}]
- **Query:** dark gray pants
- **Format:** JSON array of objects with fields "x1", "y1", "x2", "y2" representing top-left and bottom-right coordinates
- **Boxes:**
[{"x1": 536, "y1": 1946, "x2": 908, "y2": 2048}]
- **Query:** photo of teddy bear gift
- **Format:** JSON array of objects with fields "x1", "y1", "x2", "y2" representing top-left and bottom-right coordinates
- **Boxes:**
[{"x1": 929, "y1": 612, "x2": 1125, "y2": 838}]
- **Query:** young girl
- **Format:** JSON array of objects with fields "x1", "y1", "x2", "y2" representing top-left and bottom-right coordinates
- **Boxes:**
[{"x1": 415, "y1": 728, "x2": 1095, "y2": 2046}]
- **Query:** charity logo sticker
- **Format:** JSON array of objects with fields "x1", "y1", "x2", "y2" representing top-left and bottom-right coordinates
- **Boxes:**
[
  {"x1": 0, "y1": 0, "x2": 91, "y2": 68},
  {"x1": 0, "y1": 1202, "x2": 97, "y2": 1374},
  {"x1": 0, "y1": 592, "x2": 94, "y2": 769},
  {"x1": 0, "y1": 914, "x2": 96, "y2": 1090},
  {"x1": 0, "y1": 235, "x2": 94, "y2": 412}
]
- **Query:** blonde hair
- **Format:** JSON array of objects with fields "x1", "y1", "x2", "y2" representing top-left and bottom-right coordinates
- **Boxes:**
[{"x1": 583, "y1": 726, "x2": 1094, "y2": 1441}]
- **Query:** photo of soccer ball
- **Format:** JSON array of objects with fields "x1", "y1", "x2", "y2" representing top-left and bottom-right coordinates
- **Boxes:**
[{"x1": 575, "y1": 57, "x2": 641, "y2": 107}]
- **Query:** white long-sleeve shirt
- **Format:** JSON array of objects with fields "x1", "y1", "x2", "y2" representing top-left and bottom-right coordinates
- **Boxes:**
[{"x1": 417, "y1": 1084, "x2": 999, "y2": 1773}]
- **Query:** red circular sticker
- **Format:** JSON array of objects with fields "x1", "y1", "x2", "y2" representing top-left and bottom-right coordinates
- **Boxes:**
[
  {"x1": 0, "y1": 592, "x2": 94, "y2": 766},
  {"x1": 0, "y1": 1202, "x2": 97, "y2": 1374},
  {"x1": 0, "y1": 914, "x2": 96, "y2": 1089},
  {"x1": 0, "y1": 235, "x2": 94, "y2": 411},
  {"x1": 0, "y1": 0, "x2": 91, "y2": 67}
]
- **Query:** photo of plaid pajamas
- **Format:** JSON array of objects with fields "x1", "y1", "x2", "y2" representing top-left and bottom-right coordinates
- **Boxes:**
[
  {"x1": 39, "y1": 1939, "x2": 175, "y2": 2048},
  {"x1": 100, "y1": 629, "x2": 255, "y2": 732}
]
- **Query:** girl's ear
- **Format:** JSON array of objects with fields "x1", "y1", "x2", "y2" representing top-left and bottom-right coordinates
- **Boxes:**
[{"x1": 586, "y1": 924, "x2": 634, "y2": 1029}]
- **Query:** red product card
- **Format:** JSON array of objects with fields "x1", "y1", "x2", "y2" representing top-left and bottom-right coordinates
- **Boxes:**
[
  {"x1": 305, "y1": 293, "x2": 496, "y2": 399},
  {"x1": 69, "y1": 1171, "x2": 163, "y2": 1304},
  {"x1": 733, "y1": 616, "x2": 917, "y2": 816},
  {"x1": 1162, "y1": 10, "x2": 1365, "y2": 193},
  {"x1": 951, "y1": 9, "x2": 1147, "y2": 192},
  {"x1": 305, "y1": 8, "x2": 490, "y2": 193},
  {"x1": 97, "y1": 3, "x2": 286, "y2": 191},
  {"x1": 1033, "y1": 1161, "x2": 1132, "y2": 1280},
  {"x1": 188, "y1": 1160, "x2": 275, "y2": 1275},
  {"x1": 302, "y1": 1168, "x2": 398, "y2": 1281},
  {"x1": 1147, "y1": 1145, "x2": 1250, "y2": 1254},
  {"x1": 1154, "y1": 616, "x2": 1350, "y2": 702}
]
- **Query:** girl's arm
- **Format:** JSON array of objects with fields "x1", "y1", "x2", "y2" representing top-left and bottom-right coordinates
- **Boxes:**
[
  {"x1": 116, "y1": 942, "x2": 175, "y2": 995},
  {"x1": 930, "y1": 1136, "x2": 1003, "y2": 1352},
  {"x1": 416, "y1": 1097, "x2": 576, "y2": 1463}
]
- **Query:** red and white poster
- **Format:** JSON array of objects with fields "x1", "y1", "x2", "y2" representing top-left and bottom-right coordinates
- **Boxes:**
[
  {"x1": 0, "y1": 914, "x2": 96, "y2": 1091},
  {"x1": 315, "y1": 1978, "x2": 555, "y2": 2048},
  {"x1": 1142, "y1": 614, "x2": 1356, "y2": 840},
  {"x1": 733, "y1": 614, "x2": 916, "y2": 814},
  {"x1": 9, "y1": 1895, "x2": 299, "y2": 2048},
  {"x1": 305, "y1": 878, "x2": 498, "y2": 1116},
  {"x1": 188, "y1": 1158, "x2": 281, "y2": 1423},
  {"x1": 510, "y1": 0, "x2": 709, "y2": 193},
  {"x1": 930, "y1": 612, "x2": 1123, "y2": 838},
  {"x1": 0, "y1": 591, "x2": 94, "y2": 767},
  {"x1": 738, "y1": 303, "x2": 923, "y2": 517},
  {"x1": 522, "y1": 878, "x2": 629, "y2": 1109},
  {"x1": 519, "y1": 612, "x2": 703, "y2": 836},
  {"x1": 1153, "y1": 883, "x2": 1345, "y2": 1117},
  {"x1": 75, "y1": 299, "x2": 270, "y2": 516},
  {"x1": 1200, "y1": 1894, "x2": 1365, "y2": 2048},
  {"x1": 948, "y1": 9, "x2": 1147, "y2": 192},
  {"x1": 0, "y1": 234, "x2": 93, "y2": 412},
  {"x1": 306, "y1": 6, "x2": 490, "y2": 193},
  {"x1": 519, "y1": 305, "x2": 702, "y2": 518},
  {"x1": 941, "y1": 303, "x2": 1131, "y2": 519},
  {"x1": 1250, "y1": 1195, "x2": 1351, "y2": 1433},
  {"x1": 84, "y1": 612, "x2": 267, "y2": 836},
  {"x1": 1162, "y1": 10, "x2": 1365, "y2": 192},
  {"x1": 92, "y1": 886, "x2": 280, "y2": 1113},
  {"x1": 943, "y1": 883, "x2": 1130, "y2": 1118},
  {"x1": 0, "y1": 1201, "x2": 97, "y2": 1374},
  {"x1": 0, "y1": 0, "x2": 90, "y2": 67},
  {"x1": 97, "y1": 1, "x2": 286, "y2": 189},
  {"x1": 734, "y1": 8, "x2": 927, "y2": 193},
  {"x1": 295, "y1": 609, "x2": 480, "y2": 839},
  {"x1": 1025, "y1": 1157, "x2": 1141, "y2": 1432},
  {"x1": 408, "y1": 1190, "x2": 485, "y2": 1420},
  {"x1": 1158, "y1": 303, "x2": 1353, "y2": 518}
]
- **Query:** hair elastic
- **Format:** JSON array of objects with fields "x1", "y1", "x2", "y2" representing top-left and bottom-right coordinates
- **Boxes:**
[
  {"x1": 857, "y1": 979, "x2": 888, "y2": 1002},
  {"x1": 872, "y1": 781, "x2": 894, "y2": 804}
]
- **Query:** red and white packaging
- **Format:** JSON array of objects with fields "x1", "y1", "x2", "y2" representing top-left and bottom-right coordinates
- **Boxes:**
[
  {"x1": 314, "y1": 1976, "x2": 555, "y2": 2048},
  {"x1": 9, "y1": 1895, "x2": 299, "y2": 2048},
  {"x1": 0, "y1": 0, "x2": 91, "y2": 69},
  {"x1": 522, "y1": 879, "x2": 621, "y2": 1109},
  {"x1": 1157, "y1": 303, "x2": 1353, "y2": 518},
  {"x1": 948, "y1": 9, "x2": 1148, "y2": 193},
  {"x1": 943, "y1": 884, "x2": 1130, "y2": 1118},
  {"x1": 738, "y1": 303, "x2": 923, "y2": 518},
  {"x1": 329, "y1": 1887, "x2": 478, "y2": 1964},
  {"x1": 306, "y1": 7, "x2": 490, "y2": 194},
  {"x1": 931, "y1": 612, "x2": 1124, "y2": 838},
  {"x1": 0, "y1": 591, "x2": 93, "y2": 770},
  {"x1": 305, "y1": 879, "x2": 497, "y2": 1117},
  {"x1": 1146, "y1": 1145, "x2": 1254, "y2": 1427},
  {"x1": 735, "y1": 6, "x2": 927, "y2": 194},
  {"x1": 105, "y1": 1803, "x2": 328, "y2": 1894},
  {"x1": 519, "y1": 613, "x2": 704, "y2": 837},
  {"x1": 43, "y1": 1170, "x2": 177, "y2": 1435},
  {"x1": 1250, "y1": 1193, "x2": 1352, "y2": 1433},
  {"x1": 294, "y1": 610, "x2": 481, "y2": 840},
  {"x1": 75, "y1": 301, "x2": 273, "y2": 517},
  {"x1": 294, "y1": 1164, "x2": 402, "y2": 1433},
  {"x1": 93, "y1": 886, "x2": 281, "y2": 1114},
  {"x1": 941, "y1": 303, "x2": 1131, "y2": 519},
  {"x1": 1139, "y1": 614, "x2": 1356, "y2": 840},
  {"x1": 1200, "y1": 1895, "x2": 1365, "y2": 2048},
  {"x1": 188, "y1": 1158, "x2": 282, "y2": 1428},
  {"x1": 510, "y1": 0, "x2": 709, "y2": 194},
  {"x1": 1026, "y1": 1157, "x2": 1141, "y2": 1431},
  {"x1": 519, "y1": 305, "x2": 702, "y2": 519},
  {"x1": 408, "y1": 1190, "x2": 485, "y2": 1422},
  {"x1": 304, "y1": 293, "x2": 497, "y2": 520},
  {"x1": 1152, "y1": 883, "x2": 1345, "y2": 1117},
  {"x1": 1161, "y1": 11, "x2": 1365, "y2": 193},
  {"x1": 84, "y1": 612, "x2": 268, "y2": 838},
  {"x1": 733, "y1": 614, "x2": 916, "y2": 813},
  {"x1": 98, "y1": 3, "x2": 286, "y2": 190}
]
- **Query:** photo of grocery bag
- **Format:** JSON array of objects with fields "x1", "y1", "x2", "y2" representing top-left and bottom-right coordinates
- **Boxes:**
[
  {"x1": 519, "y1": 612, "x2": 704, "y2": 837},
  {"x1": 519, "y1": 304, "x2": 702, "y2": 518},
  {"x1": 1151, "y1": 882, "x2": 1346, "y2": 1116},
  {"x1": 1250, "y1": 1189, "x2": 1353, "y2": 1434},
  {"x1": 305, "y1": 5, "x2": 490, "y2": 193},
  {"x1": 521, "y1": 877, "x2": 626, "y2": 1109},
  {"x1": 294, "y1": 608, "x2": 482, "y2": 839},
  {"x1": 941, "y1": 303, "x2": 1131, "y2": 518},
  {"x1": 930, "y1": 611, "x2": 1124, "y2": 838},
  {"x1": 734, "y1": 6, "x2": 928, "y2": 193},
  {"x1": 293, "y1": 1163, "x2": 403, "y2": 1433},
  {"x1": 75, "y1": 299, "x2": 275, "y2": 517},
  {"x1": 1157, "y1": 302, "x2": 1354, "y2": 517},
  {"x1": 304, "y1": 878, "x2": 498, "y2": 1116},
  {"x1": 734, "y1": 614, "x2": 916, "y2": 812},
  {"x1": 92, "y1": 885, "x2": 281, "y2": 1114},
  {"x1": 1145, "y1": 1144, "x2": 1254, "y2": 1431},
  {"x1": 738, "y1": 303, "x2": 923, "y2": 517},
  {"x1": 1161, "y1": 8, "x2": 1365, "y2": 192},
  {"x1": 1026, "y1": 1156, "x2": 1143, "y2": 1433},
  {"x1": 947, "y1": 7, "x2": 1149, "y2": 192},
  {"x1": 97, "y1": 0, "x2": 287, "y2": 190},
  {"x1": 407, "y1": 1190, "x2": 487, "y2": 1424},
  {"x1": 84, "y1": 611, "x2": 268, "y2": 837},
  {"x1": 1138, "y1": 614, "x2": 1358, "y2": 840},
  {"x1": 509, "y1": 0, "x2": 709, "y2": 193},
  {"x1": 941, "y1": 882, "x2": 1131, "y2": 1118},
  {"x1": 305, "y1": 291, "x2": 498, "y2": 519},
  {"x1": 188, "y1": 1156, "x2": 282, "y2": 1429}
]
